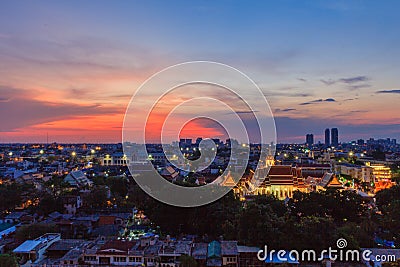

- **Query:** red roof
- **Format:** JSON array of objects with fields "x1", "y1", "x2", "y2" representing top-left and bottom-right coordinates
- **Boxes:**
[
  {"x1": 56, "y1": 219, "x2": 73, "y2": 226},
  {"x1": 296, "y1": 164, "x2": 331, "y2": 168},
  {"x1": 99, "y1": 215, "x2": 116, "y2": 226},
  {"x1": 265, "y1": 166, "x2": 295, "y2": 185},
  {"x1": 97, "y1": 240, "x2": 136, "y2": 254},
  {"x1": 268, "y1": 166, "x2": 293, "y2": 176}
]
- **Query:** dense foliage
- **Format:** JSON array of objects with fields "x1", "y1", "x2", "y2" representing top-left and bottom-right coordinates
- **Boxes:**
[
  {"x1": 0, "y1": 254, "x2": 18, "y2": 267},
  {"x1": 15, "y1": 223, "x2": 57, "y2": 241},
  {"x1": 132, "y1": 183, "x2": 400, "y2": 251},
  {"x1": 2, "y1": 172, "x2": 399, "y2": 251}
]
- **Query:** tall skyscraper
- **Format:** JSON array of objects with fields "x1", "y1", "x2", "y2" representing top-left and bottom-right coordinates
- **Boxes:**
[
  {"x1": 331, "y1": 128, "x2": 339, "y2": 147},
  {"x1": 306, "y1": 134, "x2": 314, "y2": 146},
  {"x1": 325, "y1": 128, "x2": 330, "y2": 147}
]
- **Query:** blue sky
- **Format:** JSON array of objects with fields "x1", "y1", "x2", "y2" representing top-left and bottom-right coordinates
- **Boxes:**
[{"x1": 0, "y1": 0, "x2": 399, "y2": 143}]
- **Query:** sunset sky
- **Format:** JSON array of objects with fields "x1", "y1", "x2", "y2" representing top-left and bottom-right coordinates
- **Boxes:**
[{"x1": 0, "y1": 1, "x2": 399, "y2": 143}]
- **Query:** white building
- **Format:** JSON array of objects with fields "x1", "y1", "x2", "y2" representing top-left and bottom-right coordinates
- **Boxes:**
[
  {"x1": 13, "y1": 233, "x2": 61, "y2": 265},
  {"x1": 64, "y1": 170, "x2": 93, "y2": 188}
]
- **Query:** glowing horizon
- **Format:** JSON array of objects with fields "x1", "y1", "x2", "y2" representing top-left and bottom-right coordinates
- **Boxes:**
[{"x1": 0, "y1": 1, "x2": 399, "y2": 143}]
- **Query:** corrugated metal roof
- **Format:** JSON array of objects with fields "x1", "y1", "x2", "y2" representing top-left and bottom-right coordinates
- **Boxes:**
[{"x1": 13, "y1": 240, "x2": 41, "y2": 253}]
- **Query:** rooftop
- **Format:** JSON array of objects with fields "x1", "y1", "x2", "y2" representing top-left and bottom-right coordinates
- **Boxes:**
[{"x1": 13, "y1": 240, "x2": 42, "y2": 253}]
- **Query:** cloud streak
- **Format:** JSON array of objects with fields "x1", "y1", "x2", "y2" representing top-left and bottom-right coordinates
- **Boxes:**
[
  {"x1": 0, "y1": 86, "x2": 122, "y2": 132},
  {"x1": 339, "y1": 76, "x2": 369, "y2": 84},
  {"x1": 274, "y1": 108, "x2": 296, "y2": 112},
  {"x1": 376, "y1": 89, "x2": 400, "y2": 94},
  {"x1": 299, "y1": 98, "x2": 336, "y2": 105},
  {"x1": 320, "y1": 76, "x2": 370, "y2": 86}
]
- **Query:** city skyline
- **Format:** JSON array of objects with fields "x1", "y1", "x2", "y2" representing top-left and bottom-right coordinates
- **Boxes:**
[{"x1": 1, "y1": 1, "x2": 400, "y2": 143}]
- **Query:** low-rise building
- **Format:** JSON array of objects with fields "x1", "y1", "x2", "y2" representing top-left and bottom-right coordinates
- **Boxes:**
[
  {"x1": 13, "y1": 233, "x2": 61, "y2": 265},
  {"x1": 64, "y1": 170, "x2": 93, "y2": 188}
]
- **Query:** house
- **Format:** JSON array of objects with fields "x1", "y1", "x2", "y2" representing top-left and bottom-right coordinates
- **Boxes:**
[
  {"x1": 94, "y1": 239, "x2": 137, "y2": 265},
  {"x1": 158, "y1": 240, "x2": 192, "y2": 267},
  {"x1": 221, "y1": 241, "x2": 238, "y2": 267},
  {"x1": 45, "y1": 239, "x2": 87, "y2": 258},
  {"x1": 207, "y1": 241, "x2": 222, "y2": 267},
  {"x1": 105, "y1": 212, "x2": 132, "y2": 226},
  {"x1": 252, "y1": 165, "x2": 301, "y2": 200},
  {"x1": 81, "y1": 235, "x2": 162, "y2": 266},
  {"x1": 58, "y1": 248, "x2": 83, "y2": 266},
  {"x1": 72, "y1": 215, "x2": 99, "y2": 233},
  {"x1": 192, "y1": 243, "x2": 208, "y2": 266},
  {"x1": 296, "y1": 163, "x2": 331, "y2": 178},
  {"x1": 143, "y1": 238, "x2": 160, "y2": 266},
  {"x1": 237, "y1": 246, "x2": 264, "y2": 267},
  {"x1": 91, "y1": 225, "x2": 122, "y2": 238},
  {"x1": 48, "y1": 211, "x2": 63, "y2": 221},
  {"x1": 99, "y1": 215, "x2": 119, "y2": 226},
  {"x1": 206, "y1": 241, "x2": 239, "y2": 267},
  {"x1": 4, "y1": 211, "x2": 27, "y2": 224},
  {"x1": 61, "y1": 195, "x2": 83, "y2": 215},
  {"x1": 98, "y1": 214, "x2": 130, "y2": 227},
  {"x1": 26, "y1": 238, "x2": 90, "y2": 267},
  {"x1": 361, "y1": 248, "x2": 400, "y2": 267},
  {"x1": 20, "y1": 214, "x2": 35, "y2": 225},
  {"x1": 13, "y1": 233, "x2": 61, "y2": 265},
  {"x1": 318, "y1": 173, "x2": 344, "y2": 189},
  {"x1": 263, "y1": 250, "x2": 299, "y2": 265},
  {"x1": 64, "y1": 170, "x2": 93, "y2": 188}
]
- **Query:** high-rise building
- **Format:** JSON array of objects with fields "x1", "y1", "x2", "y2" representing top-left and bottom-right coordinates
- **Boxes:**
[
  {"x1": 331, "y1": 128, "x2": 339, "y2": 147},
  {"x1": 179, "y1": 138, "x2": 192, "y2": 148},
  {"x1": 306, "y1": 134, "x2": 314, "y2": 146},
  {"x1": 325, "y1": 128, "x2": 330, "y2": 147},
  {"x1": 195, "y1": 137, "x2": 203, "y2": 145}
]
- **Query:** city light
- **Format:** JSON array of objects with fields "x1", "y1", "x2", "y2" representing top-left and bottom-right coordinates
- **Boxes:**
[{"x1": 0, "y1": 2, "x2": 399, "y2": 264}]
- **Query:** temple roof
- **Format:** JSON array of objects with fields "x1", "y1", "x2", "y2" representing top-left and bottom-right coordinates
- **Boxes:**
[{"x1": 319, "y1": 173, "x2": 343, "y2": 188}]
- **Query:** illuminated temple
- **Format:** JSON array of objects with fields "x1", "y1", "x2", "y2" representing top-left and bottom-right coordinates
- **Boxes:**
[
  {"x1": 232, "y1": 155, "x2": 341, "y2": 200},
  {"x1": 250, "y1": 165, "x2": 307, "y2": 199}
]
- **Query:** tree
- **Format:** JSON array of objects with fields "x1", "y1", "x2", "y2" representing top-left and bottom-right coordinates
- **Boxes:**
[
  {"x1": 0, "y1": 254, "x2": 18, "y2": 267},
  {"x1": 179, "y1": 255, "x2": 198, "y2": 267},
  {"x1": 15, "y1": 224, "x2": 57, "y2": 241},
  {"x1": 372, "y1": 186, "x2": 400, "y2": 245},
  {"x1": 37, "y1": 193, "x2": 63, "y2": 215},
  {"x1": 106, "y1": 176, "x2": 128, "y2": 197},
  {"x1": 290, "y1": 216, "x2": 338, "y2": 251},
  {"x1": 83, "y1": 186, "x2": 108, "y2": 209},
  {"x1": 143, "y1": 191, "x2": 240, "y2": 238},
  {"x1": 289, "y1": 190, "x2": 369, "y2": 224},
  {"x1": 375, "y1": 185, "x2": 400, "y2": 207},
  {"x1": 382, "y1": 259, "x2": 400, "y2": 267},
  {"x1": 92, "y1": 176, "x2": 106, "y2": 186},
  {"x1": 236, "y1": 200, "x2": 284, "y2": 247},
  {"x1": 44, "y1": 175, "x2": 69, "y2": 195},
  {"x1": 0, "y1": 183, "x2": 34, "y2": 212}
]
